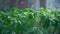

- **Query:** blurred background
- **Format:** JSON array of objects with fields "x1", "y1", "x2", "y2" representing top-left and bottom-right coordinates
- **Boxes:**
[{"x1": 0, "y1": 0, "x2": 60, "y2": 11}]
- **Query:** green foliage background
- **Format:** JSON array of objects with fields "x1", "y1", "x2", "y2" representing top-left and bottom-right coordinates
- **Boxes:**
[{"x1": 0, "y1": 8, "x2": 59, "y2": 34}]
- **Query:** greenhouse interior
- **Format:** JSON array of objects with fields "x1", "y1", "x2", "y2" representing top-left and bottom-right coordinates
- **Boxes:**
[{"x1": 0, "y1": 0, "x2": 60, "y2": 34}]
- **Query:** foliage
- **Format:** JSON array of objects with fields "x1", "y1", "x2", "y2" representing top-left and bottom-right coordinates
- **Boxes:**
[{"x1": 0, "y1": 8, "x2": 59, "y2": 34}]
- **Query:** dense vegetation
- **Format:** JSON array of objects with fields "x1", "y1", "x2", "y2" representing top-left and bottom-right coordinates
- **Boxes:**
[{"x1": 0, "y1": 8, "x2": 60, "y2": 34}]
